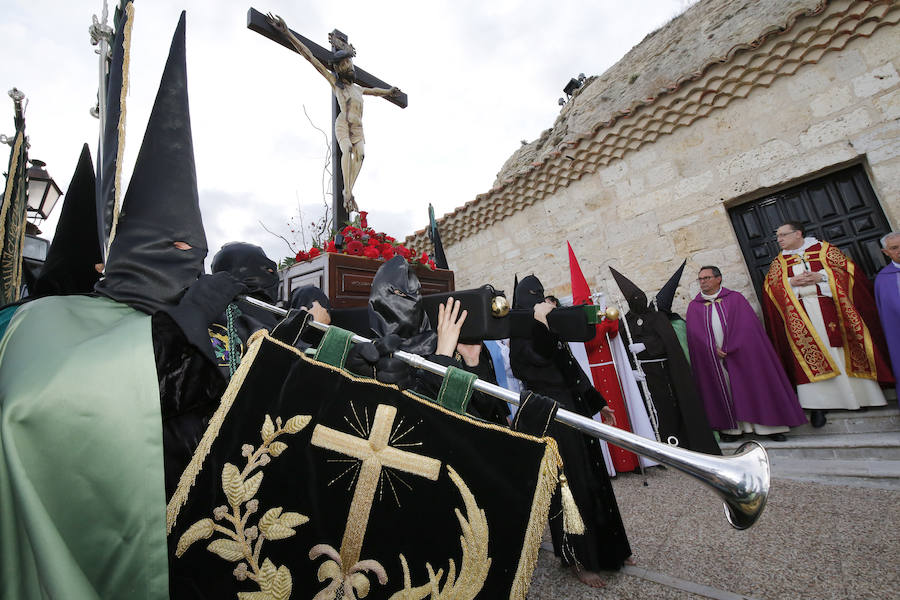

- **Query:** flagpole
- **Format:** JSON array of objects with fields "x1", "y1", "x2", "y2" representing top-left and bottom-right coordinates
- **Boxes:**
[{"x1": 89, "y1": 0, "x2": 113, "y2": 177}]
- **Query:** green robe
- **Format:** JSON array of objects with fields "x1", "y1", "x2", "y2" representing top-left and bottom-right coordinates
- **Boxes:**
[
  {"x1": 0, "y1": 295, "x2": 168, "y2": 599},
  {"x1": 669, "y1": 316, "x2": 691, "y2": 365}
]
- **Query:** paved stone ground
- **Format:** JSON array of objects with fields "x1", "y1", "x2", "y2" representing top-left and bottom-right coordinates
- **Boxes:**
[{"x1": 526, "y1": 466, "x2": 900, "y2": 599}]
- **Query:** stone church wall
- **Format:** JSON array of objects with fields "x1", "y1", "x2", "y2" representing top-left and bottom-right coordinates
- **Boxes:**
[{"x1": 443, "y1": 23, "x2": 900, "y2": 316}]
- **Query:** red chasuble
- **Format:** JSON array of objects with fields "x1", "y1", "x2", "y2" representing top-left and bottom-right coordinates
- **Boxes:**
[
  {"x1": 762, "y1": 241, "x2": 893, "y2": 386},
  {"x1": 568, "y1": 243, "x2": 639, "y2": 472}
]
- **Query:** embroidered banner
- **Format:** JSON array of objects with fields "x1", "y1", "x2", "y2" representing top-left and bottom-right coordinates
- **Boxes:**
[{"x1": 167, "y1": 331, "x2": 558, "y2": 600}]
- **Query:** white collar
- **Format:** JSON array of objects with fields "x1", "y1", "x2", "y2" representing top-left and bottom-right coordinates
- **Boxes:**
[
  {"x1": 701, "y1": 288, "x2": 722, "y2": 301},
  {"x1": 893, "y1": 261, "x2": 900, "y2": 269},
  {"x1": 782, "y1": 236, "x2": 819, "y2": 256}
]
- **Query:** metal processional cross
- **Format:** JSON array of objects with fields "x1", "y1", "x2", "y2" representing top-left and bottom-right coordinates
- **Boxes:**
[{"x1": 248, "y1": 8, "x2": 408, "y2": 231}]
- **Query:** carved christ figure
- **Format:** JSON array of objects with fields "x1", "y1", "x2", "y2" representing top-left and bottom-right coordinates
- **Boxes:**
[{"x1": 268, "y1": 14, "x2": 401, "y2": 214}]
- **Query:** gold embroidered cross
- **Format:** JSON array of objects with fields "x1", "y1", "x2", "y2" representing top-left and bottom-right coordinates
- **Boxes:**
[{"x1": 311, "y1": 404, "x2": 441, "y2": 568}]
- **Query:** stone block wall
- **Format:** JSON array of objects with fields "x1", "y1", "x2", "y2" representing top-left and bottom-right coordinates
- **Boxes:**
[{"x1": 443, "y1": 24, "x2": 899, "y2": 317}]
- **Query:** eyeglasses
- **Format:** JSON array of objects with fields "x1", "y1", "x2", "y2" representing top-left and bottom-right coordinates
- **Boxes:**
[
  {"x1": 697, "y1": 276, "x2": 719, "y2": 282},
  {"x1": 775, "y1": 230, "x2": 800, "y2": 239}
]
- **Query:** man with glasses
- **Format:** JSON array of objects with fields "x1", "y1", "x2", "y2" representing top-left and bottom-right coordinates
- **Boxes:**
[
  {"x1": 875, "y1": 232, "x2": 900, "y2": 383},
  {"x1": 761, "y1": 221, "x2": 893, "y2": 427},
  {"x1": 686, "y1": 266, "x2": 806, "y2": 443}
]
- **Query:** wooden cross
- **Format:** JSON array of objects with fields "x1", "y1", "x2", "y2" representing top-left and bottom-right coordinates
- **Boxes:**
[
  {"x1": 247, "y1": 8, "x2": 407, "y2": 230},
  {"x1": 311, "y1": 404, "x2": 440, "y2": 567}
]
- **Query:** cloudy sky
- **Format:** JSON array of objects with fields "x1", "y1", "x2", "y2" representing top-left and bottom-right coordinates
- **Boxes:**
[{"x1": 2, "y1": 0, "x2": 695, "y2": 266}]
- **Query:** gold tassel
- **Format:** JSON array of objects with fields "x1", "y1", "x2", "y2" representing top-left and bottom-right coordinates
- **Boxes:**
[{"x1": 559, "y1": 473, "x2": 585, "y2": 535}]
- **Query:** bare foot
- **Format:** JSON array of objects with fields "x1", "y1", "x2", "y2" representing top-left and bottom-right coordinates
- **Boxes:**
[{"x1": 571, "y1": 565, "x2": 606, "y2": 588}]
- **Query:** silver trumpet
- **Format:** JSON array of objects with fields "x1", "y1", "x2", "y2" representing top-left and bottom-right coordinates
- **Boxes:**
[{"x1": 241, "y1": 296, "x2": 770, "y2": 530}]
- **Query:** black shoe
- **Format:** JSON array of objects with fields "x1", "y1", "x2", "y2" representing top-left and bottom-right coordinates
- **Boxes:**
[
  {"x1": 767, "y1": 433, "x2": 787, "y2": 442},
  {"x1": 719, "y1": 433, "x2": 742, "y2": 442},
  {"x1": 810, "y1": 410, "x2": 827, "y2": 428}
]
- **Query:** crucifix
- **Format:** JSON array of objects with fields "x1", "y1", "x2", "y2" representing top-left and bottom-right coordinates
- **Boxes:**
[
  {"x1": 311, "y1": 404, "x2": 441, "y2": 568},
  {"x1": 247, "y1": 8, "x2": 408, "y2": 232}
]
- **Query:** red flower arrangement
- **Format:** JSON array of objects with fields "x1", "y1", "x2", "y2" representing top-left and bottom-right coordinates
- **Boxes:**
[{"x1": 292, "y1": 212, "x2": 436, "y2": 270}]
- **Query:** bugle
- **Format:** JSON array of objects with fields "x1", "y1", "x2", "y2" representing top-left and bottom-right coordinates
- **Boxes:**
[{"x1": 241, "y1": 295, "x2": 770, "y2": 530}]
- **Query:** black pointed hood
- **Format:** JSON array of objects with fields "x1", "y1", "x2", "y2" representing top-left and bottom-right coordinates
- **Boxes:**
[
  {"x1": 655, "y1": 259, "x2": 686, "y2": 314},
  {"x1": 31, "y1": 144, "x2": 102, "y2": 296},
  {"x1": 211, "y1": 242, "x2": 279, "y2": 303},
  {"x1": 95, "y1": 12, "x2": 207, "y2": 314},
  {"x1": 610, "y1": 266, "x2": 649, "y2": 314},
  {"x1": 513, "y1": 275, "x2": 544, "y2": 311},
  {"x1": 369, "y1": 255, "x2": 436, "y2": 355}
]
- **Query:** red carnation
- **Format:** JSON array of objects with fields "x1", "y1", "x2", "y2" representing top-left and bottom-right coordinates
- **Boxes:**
[
  {"x1": 308, "y1": 247, "x2": 321, "y2": 258},
  {"x1": 346, "y1": 240, "x2": 364, "y2": 256},
  {"x1": 363, "y1": 246, "x2": 380, "y2": 259},
  {"x1": 384, "y1": 235, "x2": 395, "y2": 243},
  {"x1": 418, "y1": 251, "x2": 429, "y2": 265},
  {"x1": 395, "y1": 245, "x2": 411, "y2": 259},
  {"x1": 428, "y1": 259, "x2": 436, "y2": 270},
  {"x1": 368, "y1": 236, "x2": 380, "y2": 247},
  {"x1": 325, "y1": 240, "x2": 337, "y2": 253},
  {"x1": 295, "y1": 250, "x2": 309, "y2": 262},
  {"x1": 381, "y1": 246, "x2": 395, "y2": 260},
  {"x1": 359, "y1": 211, "x2": 368, "y2": 228}
]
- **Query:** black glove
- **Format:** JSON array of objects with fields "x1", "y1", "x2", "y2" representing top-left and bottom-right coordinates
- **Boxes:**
[
  {"x1": 512, "y1": 391, "x2": 559, "y2": 436},
  {"x1": 162, "y1": 273, "x2": 247, "y2": 362},
  {"x1": 371, "y1": 334, "x2": 411, "y2": 388},
  {"x1": 346, "y1": 341, "x2": 380, "y2": 378},
  {"x1": 271, "y1": 308, "x2": 310, "y2": 347}
]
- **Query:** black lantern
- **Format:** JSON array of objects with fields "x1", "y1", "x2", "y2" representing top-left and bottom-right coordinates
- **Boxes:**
[{"x1": 26, "y1": 159, "x2": 62, "y2": 220}]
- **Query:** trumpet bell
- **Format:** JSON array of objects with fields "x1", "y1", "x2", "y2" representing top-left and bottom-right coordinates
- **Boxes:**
[{"x1": 721, "y1": 441, "x2": 770, "y2": 530}]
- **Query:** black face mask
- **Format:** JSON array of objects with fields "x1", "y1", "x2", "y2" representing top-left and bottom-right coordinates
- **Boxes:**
[
  {"x1": 369, "y1": 256, "x2": 436, "y2": 355},
  {"x1": 627, "y1": 290, "x2": 650, "y2": 314},
  {"x1": 211, "y1": 242, "x2": 279, "y2": 303},
  {"x1": 513, "y1": 275, "x2": 545, "y2": 311}
]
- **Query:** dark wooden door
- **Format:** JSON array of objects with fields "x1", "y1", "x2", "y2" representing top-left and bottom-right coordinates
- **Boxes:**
[{"x1": 729, "y1": 164, "x2": 892, "y2": 301}]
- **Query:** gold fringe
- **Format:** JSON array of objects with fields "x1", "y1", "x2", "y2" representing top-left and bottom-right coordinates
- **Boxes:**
[
  {"x1": 166, "y1": 331, "x2": 264, "y2": 533},
  {"x1": 0, "y1": 132, "x2": 25, "y2": 302},
  {"x1": 509, "y1": 441, "x2": 559, "y2": 600},
  {"x1": 559, "y1": 474, "x2": 585, "y2": 535},
  {"x1": 105, "y1": 1, "x2": 134, "y2": 256}
]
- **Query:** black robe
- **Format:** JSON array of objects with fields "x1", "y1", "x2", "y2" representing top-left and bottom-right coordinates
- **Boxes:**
[
  {"x1": 621, "y1": 308, "x2": 720, "y2": 455},
  {"x1": 511, "y1": 321, "x2": 631, "y2": 571}
]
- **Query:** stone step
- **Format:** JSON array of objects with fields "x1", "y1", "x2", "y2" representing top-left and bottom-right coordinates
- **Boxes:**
[
  {"x1": 770, "y1": 458, "x2": 900, "y2": 491},
  {"x1": 789, "y1": 405, "x2": 900, "y2": 436},
  {"x1": 720, "y1": 431, "x2": 900, "y2": 460}
]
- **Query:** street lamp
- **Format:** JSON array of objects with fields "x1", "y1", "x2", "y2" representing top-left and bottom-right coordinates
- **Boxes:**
[{"x1": 25, "y1": 159, "x2": 62, "y2": 220}]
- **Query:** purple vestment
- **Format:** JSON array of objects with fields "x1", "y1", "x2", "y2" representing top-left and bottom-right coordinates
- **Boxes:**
[
  {"x1": 686, "y1": 287, "x2": 806, "y2": 430},
  {"x1": 875, "y1": 263, "x2": 900, "y2": 380}
]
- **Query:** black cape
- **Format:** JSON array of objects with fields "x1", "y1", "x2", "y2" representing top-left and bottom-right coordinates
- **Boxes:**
[{"x1": 510, "y1": 276, "x2": 631, "y2": 571}]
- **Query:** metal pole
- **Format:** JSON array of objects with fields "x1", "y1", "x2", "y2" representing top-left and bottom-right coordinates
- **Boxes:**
[
  {"x1": 617, "y1": 304, "x2": 663, "y2": 442},
  {"x1": 90, "y1": 1, "x2": 113, "y2": 181},
  {"x1": 239, "y1": 294, "x2": 769, "y2": 529}
]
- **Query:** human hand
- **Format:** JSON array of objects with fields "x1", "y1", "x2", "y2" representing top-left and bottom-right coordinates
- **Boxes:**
[
  {"x1": 629, "y1": 342, "x2": 646, "y2": 354},
  {"x1": 309, "y1": 300, "x2": 331, "y2": 325},
  {"x1": 266, "y1": 13, "x2": 289, "y2": 35},
  {"x1": 600, "y1": 406, "x2": 616, "y2": 426},
  {"x1": 436, "y1": 297, "x2": 467, "y2": 357},
  {"x1": 632, "y1": 370, "x2": 646, "y2": 382},
  {"x1": 789, "y1": 271, "x2": 822, "y2": 287},
  {"x1": 716, "y1": 348, "x2": 727, "y2": 358},
  {"x1": 456, "y1": 343, "x2": 481, "y2": 366},
  {"x1": 533, "y1": 301, "x2": 554, "y2": 326}
]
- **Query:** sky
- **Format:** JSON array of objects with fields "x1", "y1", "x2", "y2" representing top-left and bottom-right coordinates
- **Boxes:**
[{"x1": 2, "y1": 0, "x2": 696, "y2": 266}]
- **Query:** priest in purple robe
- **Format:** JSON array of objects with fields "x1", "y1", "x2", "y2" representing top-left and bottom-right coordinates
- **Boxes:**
[
  {"x1": 686, "y1": 266, "x2": 807, "y2": 442},
  {"x1": 875, "y1": 232, "x2": 900, "y2": 381}
]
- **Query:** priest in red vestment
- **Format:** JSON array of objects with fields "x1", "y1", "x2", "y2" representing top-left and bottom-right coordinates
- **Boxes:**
[{"x1": 762, "y1": 221, "x2": 893, "y2": 427}]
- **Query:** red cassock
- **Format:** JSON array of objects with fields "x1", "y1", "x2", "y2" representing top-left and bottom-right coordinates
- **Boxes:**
[{"x1": 584, "y1": 318, "x2": 639, "y2": 472}]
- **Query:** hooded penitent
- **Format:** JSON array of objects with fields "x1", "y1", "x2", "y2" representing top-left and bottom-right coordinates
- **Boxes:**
[
  {"x1": 509, "y1": 274, "x2": 633, "y2": 571},
  {"x1": 653, "y1": 259, "x2": 690, "y2": 361},
  {"x1": 610, "y1": 266, "x2": 720, "y2": 455},
  {"x1": 368, "y1": 255, "x2": 436, "y2": 355},
  {"x1": 95, "y1": 12, "x2": 207, "y2": 315},
  {"x1": 30, "y1": 144, "x2": 103, "y2": 297},
  {"x1": 211, "y1": 242, "x2": 279, "y2": 303},
  {"x1": 512, "y1": 274, "x2": 544, "y2": 311}
]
